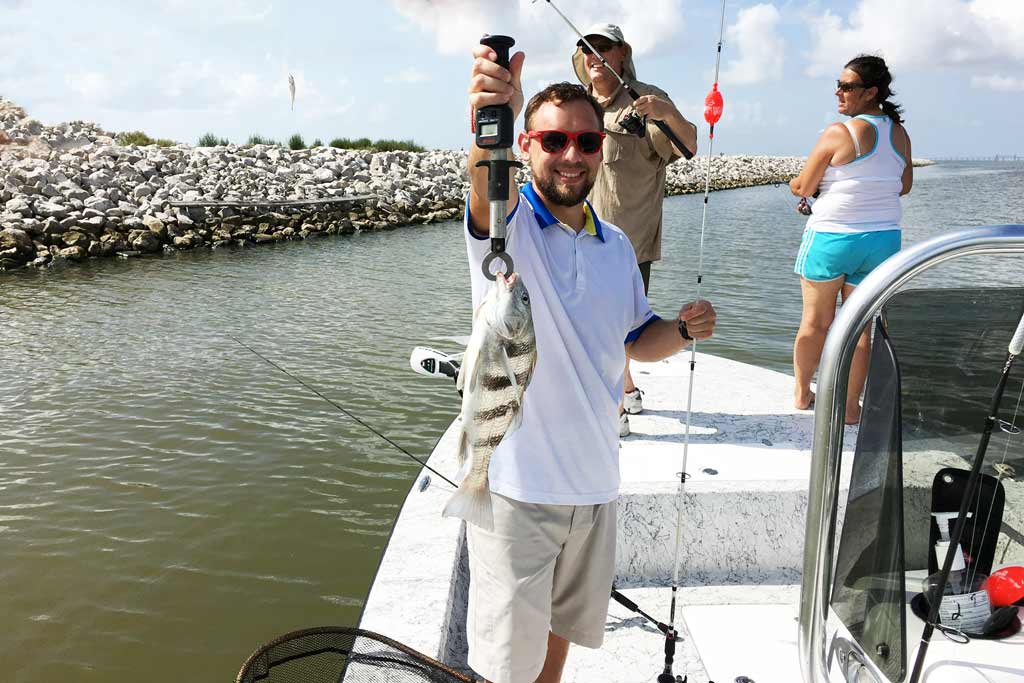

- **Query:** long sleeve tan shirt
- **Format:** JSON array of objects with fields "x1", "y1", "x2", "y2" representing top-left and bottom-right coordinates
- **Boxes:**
[{"x1": 587, "y1": 80, "x2": 682, "y2": 264}]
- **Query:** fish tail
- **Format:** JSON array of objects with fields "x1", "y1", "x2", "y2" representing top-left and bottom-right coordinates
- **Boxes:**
[{"x1": 442, "y1": 479, "x2": 494, "y2": 531}]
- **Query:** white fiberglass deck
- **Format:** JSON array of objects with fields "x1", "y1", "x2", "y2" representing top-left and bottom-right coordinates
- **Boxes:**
[{"x1": 360, "y1": 352, "x2": 847, "y2": 681}]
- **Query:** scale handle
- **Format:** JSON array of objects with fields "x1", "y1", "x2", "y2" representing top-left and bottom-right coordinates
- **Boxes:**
[{"x1": 480, "y1": 34, "x2": 515, "y2": 70}]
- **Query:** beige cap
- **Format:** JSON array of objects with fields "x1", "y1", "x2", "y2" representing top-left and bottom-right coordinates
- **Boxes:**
[{"x1": 572, "y1": 23, "x2": 637, "y2": 86}]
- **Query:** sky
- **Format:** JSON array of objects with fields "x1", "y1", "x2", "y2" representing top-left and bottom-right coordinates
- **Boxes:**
[{"x1": 1, "y1": 0, "x2": 1022, "y2": 157}]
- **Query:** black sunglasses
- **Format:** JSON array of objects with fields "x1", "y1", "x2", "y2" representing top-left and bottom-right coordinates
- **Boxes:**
[
  {"x1": 836, "y1": 80, "x2": 868, "y2": 92},
  {"x1": 581, "y1": 40, "x2": 618, "y2": 56}
]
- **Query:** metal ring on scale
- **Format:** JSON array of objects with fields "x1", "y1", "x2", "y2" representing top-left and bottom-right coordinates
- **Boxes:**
[{"x1": 482, "y1": 251, "x2": 514, "y2": 281}]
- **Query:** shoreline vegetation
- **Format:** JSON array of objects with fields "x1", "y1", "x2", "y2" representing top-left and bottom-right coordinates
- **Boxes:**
[{"x1": 0, "y1": 97, "x2": 934, "y2": 271}]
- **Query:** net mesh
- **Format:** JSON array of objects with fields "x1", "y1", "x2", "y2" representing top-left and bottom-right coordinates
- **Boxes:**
[{"x1": 236, "y1": 627, "x2": 477, "y2": 683}]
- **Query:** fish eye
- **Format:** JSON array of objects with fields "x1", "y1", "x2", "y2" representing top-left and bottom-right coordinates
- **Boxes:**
[{"x1": 521, "y1": 292, "x2": 530, "y2": 304}]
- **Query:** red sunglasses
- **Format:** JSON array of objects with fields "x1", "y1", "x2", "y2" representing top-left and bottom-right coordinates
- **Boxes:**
[{"x1": 525, "y1": 129, "x2": 606, "y2": 155}]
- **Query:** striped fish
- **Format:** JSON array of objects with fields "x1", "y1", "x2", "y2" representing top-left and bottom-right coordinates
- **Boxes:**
[{"x1": 442, "y1": 271, "x2": 536, "y2": 530}]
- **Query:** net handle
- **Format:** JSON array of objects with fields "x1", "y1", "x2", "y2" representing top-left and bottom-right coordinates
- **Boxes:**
[{"x1": 235, "y1": 626, "x2": 479, "y2": 683}]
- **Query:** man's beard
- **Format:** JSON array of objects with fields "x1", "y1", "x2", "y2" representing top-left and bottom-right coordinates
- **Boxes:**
[{"x1": 533, "y1": 166, "x2": 595, "y2": 208}]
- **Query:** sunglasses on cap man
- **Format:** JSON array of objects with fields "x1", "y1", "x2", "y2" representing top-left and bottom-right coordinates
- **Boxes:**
[{"x1": 580, "y1": 38, "x2": 620, "y2": 55}]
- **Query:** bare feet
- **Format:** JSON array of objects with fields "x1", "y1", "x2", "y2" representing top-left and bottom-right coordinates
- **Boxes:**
[{"x1": 795, "y1": 390, "x2": 815, "y2": 411}]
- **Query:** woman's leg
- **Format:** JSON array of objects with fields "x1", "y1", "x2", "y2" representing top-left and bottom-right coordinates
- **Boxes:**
[
  {"x1": 842, "y1": 283, "x2": 870, "y2": 425},
  {"x1": 794, "y1": 276, "x2": 845, "y2": 409}
]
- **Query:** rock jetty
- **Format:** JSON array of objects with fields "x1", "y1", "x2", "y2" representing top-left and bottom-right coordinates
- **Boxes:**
[{"x1": 0, "y1": 98, "x2": 927, "y2": 271}]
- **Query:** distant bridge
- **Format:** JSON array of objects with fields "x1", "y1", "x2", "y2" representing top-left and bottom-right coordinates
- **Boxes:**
[{"x1": 928, "y1": 155, "x2": 1024, "y2": 161}]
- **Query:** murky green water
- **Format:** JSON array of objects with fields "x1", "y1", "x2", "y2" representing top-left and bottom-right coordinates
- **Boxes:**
[{"x1": 0, "y1": 162, "x2": 1021, "y2": 682}]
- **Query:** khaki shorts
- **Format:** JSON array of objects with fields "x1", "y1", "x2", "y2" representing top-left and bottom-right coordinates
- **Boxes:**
[{"x1": 466, "y1": 492, "x2": 616, "y2": 683}]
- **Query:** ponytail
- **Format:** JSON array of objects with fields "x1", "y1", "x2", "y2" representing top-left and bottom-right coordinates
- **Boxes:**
[
  {"x1": 845, "y1": 54, "x2": 905, "y2": 124},
  {"x1": 880, "y1": 99, "x2": 904, "y2": 124}
]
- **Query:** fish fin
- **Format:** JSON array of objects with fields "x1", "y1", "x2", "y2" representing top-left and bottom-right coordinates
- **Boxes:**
[
  {"x1": 442, "y1": 480, "x2": 494, "y2": 531},
  {"x1": 455, "y1": 426, "x2": 471, "y2": 469},
  {"x1": 506, "y1": 400, "x2": 524, "y2": 434},
  {"x1": 455, "y1": 353, "x2": 469, "y2": 393},
  {"x1": 458, "y1": 317, "x2": 486, "y2": 395},
  {"x1": 499, "y1": 345, "x2": 519, "y2": 392}
]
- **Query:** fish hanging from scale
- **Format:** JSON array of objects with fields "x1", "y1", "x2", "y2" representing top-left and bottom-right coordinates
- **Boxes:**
[{"x1": 442, "y1": 272, "x2": 537, "y2": 531}]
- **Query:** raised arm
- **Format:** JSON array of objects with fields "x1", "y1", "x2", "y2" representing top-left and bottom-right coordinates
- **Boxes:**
[
  {"x1": 467, "y1": 45, "x2": 526, "y2": 237},
  {"x1": 789, "y1": 124, "x2": 846, "y2": 198},
  {"x1": 633, "y1": 94, "x2": 698, "y2": 158}
]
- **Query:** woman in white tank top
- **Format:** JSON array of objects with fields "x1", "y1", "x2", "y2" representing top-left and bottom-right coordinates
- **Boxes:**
[{"x1": 788, "y1": 55, "x2": 913, "y2": 425}]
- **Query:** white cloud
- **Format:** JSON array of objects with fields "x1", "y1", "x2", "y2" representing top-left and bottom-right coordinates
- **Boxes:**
[
  {"x1": 159, "y1": 0, "x2": 272, "y2": 24},
  {"x1": 391, "y1": 0, "x2": 521, "y2": 56},
  {"x1": 971, "y1": 74, "x2": 1024, "y2": 92},
  {"x1": 723, "y1": 98, "x2": 767, "y2": 127},
  {"x1": 390, "y1": 0, "x2": 685, "y2": 62},
  {"x1": 721, "y1": 3, "x2": 784, "y2": 85},
  {"x1": 65, "y1": 72, "x2": 114, "y2": 101},
  {"x1": 804, "y1": 0, "x2": 1024, "y2": 76},
  {"x1": 386, "y1": 68, "x2": 432, "y2": 84}
]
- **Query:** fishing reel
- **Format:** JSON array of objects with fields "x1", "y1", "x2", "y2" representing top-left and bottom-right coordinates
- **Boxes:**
[{"x1": 620, "y1": 107, "x2": 647, "y2": 137}]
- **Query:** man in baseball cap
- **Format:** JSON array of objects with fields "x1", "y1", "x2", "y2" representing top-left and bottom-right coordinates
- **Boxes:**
[
  {"x1": 572, "y1": 23, "x2": 637, "y2": 85},
  {"x1": 572, "y1": 22, "x2": 698, "y2": 438}
]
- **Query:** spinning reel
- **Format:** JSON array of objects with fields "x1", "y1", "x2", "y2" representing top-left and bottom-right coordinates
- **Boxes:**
[{"x1": 620, "y1": 107, "x2": 647, "y2": 137}]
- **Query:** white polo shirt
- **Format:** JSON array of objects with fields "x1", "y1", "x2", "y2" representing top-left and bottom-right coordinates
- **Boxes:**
[{"x1": 464, "y1": 182, "x2": 658, "y2": 505}]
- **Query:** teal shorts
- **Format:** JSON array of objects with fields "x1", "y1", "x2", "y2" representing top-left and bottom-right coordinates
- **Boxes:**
[{"x1": 794, "y1": 229, "x2": 901, "y2": 286}]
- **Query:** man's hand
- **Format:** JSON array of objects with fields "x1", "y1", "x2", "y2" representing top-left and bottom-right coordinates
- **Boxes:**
[
  {"x1": 469, "y1": 44, "x2": 526, "y2": 126},
  {"x1": 632, "y1": 93, "x2": 696, "y2": 158},
  {"x1": 627, "y1": 299, "x2": 717, "y2": 362},
  {"x1": 632, "y1": 94, "x2": 676, "y2": 122},
  {"x1": 466, "y1": 44, "x2": 526, "y2": 234},
  {"x1": 678, "y1": 300, "x2": 716, "y2": 340}
]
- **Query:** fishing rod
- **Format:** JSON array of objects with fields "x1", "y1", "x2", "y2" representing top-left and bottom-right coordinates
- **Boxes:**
[
  {"x1": 655, "y1": 2, "x2": 728, "y2": 682},
  {"x1": 535, "y1": 0, "x2": 695, "y2": 161},
  {"x1": 908, "y1": 306, "x2": 1024, "y2": 683},
  {"x1": 229, "y1": 335, "x2": 458, "y2": 489},
  {"x1": 610, "y1": 588, "x2": 675, "y2": 636}
]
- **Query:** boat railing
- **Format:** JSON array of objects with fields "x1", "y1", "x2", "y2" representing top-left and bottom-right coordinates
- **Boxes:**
[{"x1": 798, "y1": 224, "x2": 1024, "y2": 683}]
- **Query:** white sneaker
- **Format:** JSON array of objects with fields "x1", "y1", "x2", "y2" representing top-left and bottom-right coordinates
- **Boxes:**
[
  {"x1": 618, "y1": 411, "x2": 631, "y2": 437},
  {"x1": 624, "y1": 388, "x2": 644, "y2": 414}
]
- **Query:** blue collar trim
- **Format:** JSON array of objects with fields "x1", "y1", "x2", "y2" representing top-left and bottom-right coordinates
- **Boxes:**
[{"x1": 522, "y1": 182, "x2": 605, "y2": 242}]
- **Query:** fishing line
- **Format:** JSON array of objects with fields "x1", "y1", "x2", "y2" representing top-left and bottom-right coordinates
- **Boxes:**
[
  {"x1": 534, "y1": 0, "x2": 696, "y2": 161},
  {"x1": 229, "y1": 335, "x2": 458, "y2": 489},
  {"x1": 771, "y1": 182, "x2": 807, "y2": 216},
  {"x1": 908, "y1": 305, "x2": 1024, "y2": 683},
  {"x1": 655, "y1": 2, "x2": 728, "y2": 681}
]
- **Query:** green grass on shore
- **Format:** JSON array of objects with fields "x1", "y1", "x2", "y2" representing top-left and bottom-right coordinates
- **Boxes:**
[
  {"x1": 246, "y1": 134, "x2": 279, "y2": 147},
  {"x1": 117, "y1": 129, "x2": 426, "y2": 152},
  {"x1": 197, "y1": 132, "x2": 230, "y2": 147},
  {"x1": 117, "y1": 130, "x2": 177, "y2": 147},
  {"x1": 329, "y1": 137, "x2": 425, "y2": 152}
]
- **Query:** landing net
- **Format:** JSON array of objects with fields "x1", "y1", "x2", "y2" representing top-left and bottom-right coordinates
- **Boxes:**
[{"x1": 236, "y1": 627, "x2": 478, "y2": 683}]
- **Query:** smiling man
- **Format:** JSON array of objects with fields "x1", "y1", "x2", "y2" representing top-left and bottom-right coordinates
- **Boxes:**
[{"x1": 461, "y1": 44, "x2": 716, "y2": 683}]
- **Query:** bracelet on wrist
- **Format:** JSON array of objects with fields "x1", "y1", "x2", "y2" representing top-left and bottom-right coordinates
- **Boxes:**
[{"x1": 678, "y1": 320, "x2": 693, "y2": 341}]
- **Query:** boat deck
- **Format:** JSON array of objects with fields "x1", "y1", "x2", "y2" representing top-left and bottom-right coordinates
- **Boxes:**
[
  {"x1": 360, "y1": 352, "x2": 841, "y2": 679},
  {"x1": 359, "y1": 351, "x2": 1024, "y2": 681}
]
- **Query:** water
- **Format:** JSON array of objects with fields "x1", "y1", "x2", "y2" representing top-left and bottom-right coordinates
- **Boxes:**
[{"x1": 0, "y1": 162, "x2": 1021, "y2": 682}]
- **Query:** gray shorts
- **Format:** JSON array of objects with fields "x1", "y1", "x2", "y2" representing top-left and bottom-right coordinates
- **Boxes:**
[{"x1": 466, "y1": 492, "x2": 616, "y2": 683}]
